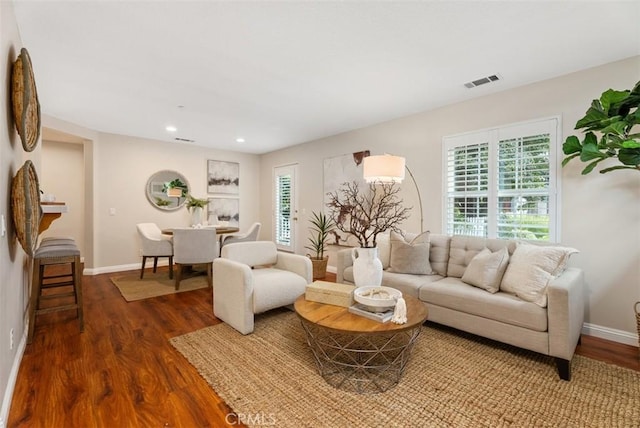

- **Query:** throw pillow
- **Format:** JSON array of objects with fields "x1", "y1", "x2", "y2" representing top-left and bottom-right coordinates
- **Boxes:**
[
  {"x1": 388, "y1": 231, "x2": 434, "y2": 275},
  {"x1": 376, "y1": 231, "x2": 391, "y2": 269},
  {"x1": 500, "y1": 242, "x2": 579, "y2": 307},
  {"x1": 461, "y1": 247, "x2": 509, "y2": 293}
]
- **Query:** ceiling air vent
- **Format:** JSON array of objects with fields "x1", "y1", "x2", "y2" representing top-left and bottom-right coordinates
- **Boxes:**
[
  {"x1": 175, "y1": 137, "x2": 195, "y2": 143},
  {"x1": 464, "y1": 74, "x2": 501, "y2": 89}
]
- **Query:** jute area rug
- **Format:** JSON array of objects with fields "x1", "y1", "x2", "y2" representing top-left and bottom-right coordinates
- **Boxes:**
[
  {"x1": 170, "y1": 310, "x2": 639, "y2": 428},
  {"x1": 110, "y1": 271, "x2": 208, "y2": 301}
]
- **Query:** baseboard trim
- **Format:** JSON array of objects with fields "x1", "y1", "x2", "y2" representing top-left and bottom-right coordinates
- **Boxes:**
[
  {"x1": 84, "y1": 260, "x2": 172, "y2": 276},
  {"x1": 582, "y1": 322, "x2": 639, "y2": 347},
  {"x1": 0, "y1": 330, "x2": 27, "y2": 428},
  {"x1": 327, "y1": 265, "x2": 337, "y2": 274}
]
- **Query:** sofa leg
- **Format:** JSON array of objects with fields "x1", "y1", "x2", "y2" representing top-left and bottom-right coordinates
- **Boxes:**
[{"x1": 555, "y1": 358, "x2": 571, "y2": 381}]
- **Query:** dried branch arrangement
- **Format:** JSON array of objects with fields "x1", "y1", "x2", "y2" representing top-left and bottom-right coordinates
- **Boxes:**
[{"x1": 326, "y1": 181, "x2": 411, "y2": 248}]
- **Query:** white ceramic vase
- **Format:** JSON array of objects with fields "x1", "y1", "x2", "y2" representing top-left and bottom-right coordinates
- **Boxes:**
[
  {"x1": 352, "y1": 247, "x2": 383, "y2": 288},
  {"x1": 190, "y1": 207, "x2": 203, "y2": 226}
]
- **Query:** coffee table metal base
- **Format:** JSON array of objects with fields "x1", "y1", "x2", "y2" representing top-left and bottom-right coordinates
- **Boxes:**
[{"x1": 299, "y1": 319, "x2": 422, "y2": 394}]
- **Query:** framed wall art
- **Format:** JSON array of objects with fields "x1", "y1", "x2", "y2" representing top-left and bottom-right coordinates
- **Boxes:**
[
  {"x1": 208, "y1": 160, "x2": 239, "y2": 194},
  {"x1": 208, "y1": 197, "x2": 239, "y2": 227}
]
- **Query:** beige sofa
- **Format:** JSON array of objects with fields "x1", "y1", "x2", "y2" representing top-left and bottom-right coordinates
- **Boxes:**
[{"x1": 336, "y1": 233, "x2": 584, "y2": 380}]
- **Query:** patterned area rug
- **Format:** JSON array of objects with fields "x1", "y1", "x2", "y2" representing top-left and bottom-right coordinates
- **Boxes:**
[
  {"x1": 110, "y1": 271, "x2": 208, "y2": 301},
  {"x1": 170, "y1": 310, "x2": 639, "y2": 428}
]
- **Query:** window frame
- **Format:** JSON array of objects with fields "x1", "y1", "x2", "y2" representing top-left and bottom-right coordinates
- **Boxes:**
[{"x1": 442, "y1": 116, "x2": 562, "y2": 242}]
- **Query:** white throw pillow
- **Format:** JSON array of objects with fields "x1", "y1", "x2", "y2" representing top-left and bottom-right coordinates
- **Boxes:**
[
  {"x1": 461, "y1": 247, "x2": 509, "y2": 293},
  {"x1": 376, "y1": 231, "x2": 391, "y2": 269},
  {"x1": 388, "y1": 231, "x2": 434, "y2": 275},
  {"x1": 501, "y1": 242, "x2": 578, "y2": 307}
]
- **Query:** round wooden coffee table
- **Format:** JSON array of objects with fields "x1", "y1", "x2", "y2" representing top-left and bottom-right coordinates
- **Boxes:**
[{"x1": 294, "y1": 294, "x2": 428, "y2": 394}]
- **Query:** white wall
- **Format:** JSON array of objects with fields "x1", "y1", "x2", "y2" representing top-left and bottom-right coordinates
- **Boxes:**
[
  {"x1": 90, "y1": 132, "x2": 261, "y2": 271},
  {"x1": 40, "y1": 140, "x2": 85, "y2": 255},
  {"x1": 260, "y1": 56, "x2": 640, "y2": 342},
  {"x1": 0, "y1": 1, "x2": 34, "y2": 425}
]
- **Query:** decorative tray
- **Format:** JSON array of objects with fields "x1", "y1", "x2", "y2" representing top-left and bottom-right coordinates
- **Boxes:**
[
  {"x1": 12, "y1": 48, "x2": 41, "y2": 152},
  {"x1": 11, "y1": 160, "x2": 41, "y2": 256},
  {"x1": 354, "y1": 286, "x2": 402, "y2": 312}
]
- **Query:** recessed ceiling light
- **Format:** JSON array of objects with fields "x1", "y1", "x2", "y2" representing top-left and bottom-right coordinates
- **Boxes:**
[
  {"x1": 236, "y1": 137, "x2": 245, "y2": 143},
  {"x1": 166, "y1": 125, "x2": 177, "y2": 132}
]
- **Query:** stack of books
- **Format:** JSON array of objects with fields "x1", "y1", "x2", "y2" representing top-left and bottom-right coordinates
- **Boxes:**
[{"x1": 348, "y1": 303, "x2": 394, "y2": 323}]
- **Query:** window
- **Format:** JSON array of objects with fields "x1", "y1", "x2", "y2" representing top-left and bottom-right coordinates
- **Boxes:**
[
  {"x1": 443, "y1": 117, "x2": 560, "y2": 242},
  {"x1": 273, "y1": 164, "x2": 297, "y2": 252}
]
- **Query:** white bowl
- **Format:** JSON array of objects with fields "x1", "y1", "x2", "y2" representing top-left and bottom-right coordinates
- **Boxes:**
[{"x1": 354, "y1": 286, "x2": 402, "y2": 312}]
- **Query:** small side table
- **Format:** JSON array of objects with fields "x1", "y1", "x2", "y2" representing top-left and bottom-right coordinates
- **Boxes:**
[{"x1": 294, "y1": 294, "x2": 428, "y2": 394}]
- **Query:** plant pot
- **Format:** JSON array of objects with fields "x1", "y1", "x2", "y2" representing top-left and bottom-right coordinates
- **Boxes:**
[
  {"x1": 309, "y1": 255, "x2": 329, "y2": 280},
  {"x1": 190, "y1": 207, "x2": 203, "y2": 226},
  {"x1": 351, "y1": 247, "x2": 382, "y2": 287}
]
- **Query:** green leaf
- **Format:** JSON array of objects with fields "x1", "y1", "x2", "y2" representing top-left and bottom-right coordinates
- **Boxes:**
[
  {"x1": 626, "y1": 108, "x2": 640, "y2": 126},
  {"x1": 579, "y1": 133, "x2": 606, "y2": 162},
  {"x1": 599, "y1": 120, "x2": 628, "y2": 136},
  {"x1": 581, "y1": 158, "x2": 605, "y2": 175},
  {"x1": 618, "y1": 148, "x2": 640, "y2": 166},
  {"x1": 599, "y1": 165, "x2": 640, "y2": 174},
  {"x1": 562, "y1": 135, "x2": 581, "y2": 155},
  {"x1": 600, "y1": 89, "x2": 629, "y2": 114},
  {"x1": 575, "y1": 106, "x2": 608, "y2": 129},
  {"x1": 621, "y1": 140, "x2": 640, "y2": 149},
  {"x1": 562, "y1": 152, "x2": 580, "y2": 167}
]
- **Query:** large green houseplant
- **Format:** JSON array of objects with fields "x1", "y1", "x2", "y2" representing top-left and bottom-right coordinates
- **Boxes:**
[
  {"x1": 304, "y1": 211, "x2": 335, "y2": 280},
  {"x1": 562, "y1": 80, "x2": 640, "y2": 174}
]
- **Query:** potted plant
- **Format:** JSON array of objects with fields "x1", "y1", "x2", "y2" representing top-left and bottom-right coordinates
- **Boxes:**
[
  {"x1": 162, "y1": 178, "x2": 188, "y2": 198},
  {"x1": 326, "y1": 181, "x2": 411, "y2": 287},
  {"x1": 563, "y1": 80, "x2": 639, "y2": 174},
  {"x1": 185, "y1": 194, "x2": 209, "y2": 226},
  {"x1": 304, "y1": 211, "x2": 335, "y2": 280}
]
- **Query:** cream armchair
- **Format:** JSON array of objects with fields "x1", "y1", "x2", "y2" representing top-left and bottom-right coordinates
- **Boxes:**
[
  {"x1": 213, "y1": 241, "x2": 312, "y2": 335},
  {"x1": 136, "y1": 223, "x2": 173, "y2": 279},
  {"x1": 220, "y1": 222, "x2": 261, "y2": 248}
]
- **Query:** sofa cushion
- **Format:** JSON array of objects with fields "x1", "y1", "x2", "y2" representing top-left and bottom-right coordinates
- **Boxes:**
[
  {"x1": 419, "y1": 277, "x2": 548, "y2": 332},
  {"x1": 388, "y1": 231, "x2": 434, "y2": 275},
  {"x1": 461, "y1": 247, "x2": 510, "y2": 293},
  {"x1": 342, "y1": 266, "x2": 443, "y2": 299},
  {"x1": 382, "y1": 270, "x2": 444, "y2": 298},
  {"x1": 376, "y1": 231, "x2": 391, "y2": 269},
  {"x1": 447, "y1": 235, "x2": 515, "y2": 278},
  {"x1": 428, "y1": 234, "x2": 450, "y2": 277},
  {"x1": 501, "y1": 242, "x2": 578, "y2": 308}
]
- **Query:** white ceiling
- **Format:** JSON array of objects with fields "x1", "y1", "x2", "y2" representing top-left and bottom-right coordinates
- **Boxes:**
[{"x1": 13, "y1": 1, "x2": 640, "y2": 154}]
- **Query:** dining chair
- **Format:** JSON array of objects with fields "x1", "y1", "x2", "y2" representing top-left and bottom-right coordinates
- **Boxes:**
[
  {"x1": 173, "y1": 227, "x2": 218, "y2": 290},
  {"x1": 221, "y1": 222, "x2": 261, "y2": 248},
  {"x1": 213, "y1": 240, "x2": 312, "y2": 334},
  {"x1": 136, "y1": 223, "x2": 173, "y2": 279}
]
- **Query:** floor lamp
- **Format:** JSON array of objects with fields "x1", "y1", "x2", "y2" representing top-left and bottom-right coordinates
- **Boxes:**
[{"x1": 363, "y1": 154, "x2": 424, "y2": 233}]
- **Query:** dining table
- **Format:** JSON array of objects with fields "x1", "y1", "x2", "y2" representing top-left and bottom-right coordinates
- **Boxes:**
[
  {"x1": 161, "y1": 225, "x2": 240, "y2": 236},
  {"x1": 161, "y1": 225, "x2": 240, "y2": 251}
]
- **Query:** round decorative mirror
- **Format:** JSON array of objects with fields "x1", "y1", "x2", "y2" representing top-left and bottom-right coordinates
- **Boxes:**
[{"x1": 146, "y1": 170, "x2": 190, "y2": 211}]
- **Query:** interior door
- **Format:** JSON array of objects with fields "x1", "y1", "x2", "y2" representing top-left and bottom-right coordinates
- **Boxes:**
[{"x1": 273, "y1": 164, "x2": 298, "y2": 252}]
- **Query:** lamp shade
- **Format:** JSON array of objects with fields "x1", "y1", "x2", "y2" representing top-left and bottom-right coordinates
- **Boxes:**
[{"x1": 363, "y1": 155, "x2": 406, "y2": 183}]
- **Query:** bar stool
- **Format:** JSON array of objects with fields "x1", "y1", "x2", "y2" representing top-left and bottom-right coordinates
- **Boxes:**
[{"x1": 28, "y1": 241, "x2": 84, "y2": 343}]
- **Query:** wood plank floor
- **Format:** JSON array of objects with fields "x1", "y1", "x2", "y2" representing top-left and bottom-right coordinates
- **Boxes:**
[{"x1": 8, "y1": 269, "x2": 639, "y2": 427}]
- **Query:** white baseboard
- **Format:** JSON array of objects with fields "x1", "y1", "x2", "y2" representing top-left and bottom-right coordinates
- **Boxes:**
[
  {"x1": 0, "y1": 330, "x2": 27, "y2": 428},
  {"x1": 582, "y1": 322, "x2": 639, "y2": 347},
  {"x1": 327, "y1": 265, "x2": 337, "y2": 274},
  {"x1": 84, "y1": 260, "x2": 172, "y2": 276}
]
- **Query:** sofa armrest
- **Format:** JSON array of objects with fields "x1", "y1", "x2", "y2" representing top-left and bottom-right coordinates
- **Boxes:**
[
  {"x1": 275, "y1": 252, "x2": 313, "y2": 284},
  {"x1": 336, "y1": 248, "x2": 355, "y2": 284},
  {"x1": 547, "y1": 267, "x2": 585, "y2": 360},
  {"x1": 212, "y1": 258, "x2": 255, "y2": 334}
]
